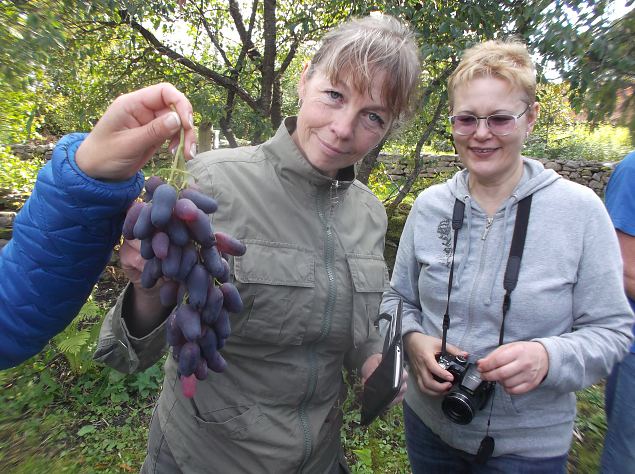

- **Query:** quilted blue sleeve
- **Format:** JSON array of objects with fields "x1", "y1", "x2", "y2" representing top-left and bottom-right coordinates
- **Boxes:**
[{"x1": 0, "y1": 133, "x2": 144, "y2": 369}]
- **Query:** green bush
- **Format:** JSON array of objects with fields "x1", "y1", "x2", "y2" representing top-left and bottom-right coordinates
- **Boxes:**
[
  {"x1": 0, "y1": 147, "x2": 43, "y2": 200},
  {"x1": 526, "y1": 123, "x2": 632, "y2": 162}
]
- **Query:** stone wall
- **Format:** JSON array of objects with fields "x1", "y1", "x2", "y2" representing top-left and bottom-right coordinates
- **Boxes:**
[
  {"x1": 9, "y1": 142, "x2": 55, "y2": 161},
  {"x1": 8, "y1": 142, "x2": 616, "y2": 196},
  {"x1": 380, "y1": 153, "x2": 616, "y2": 197}
]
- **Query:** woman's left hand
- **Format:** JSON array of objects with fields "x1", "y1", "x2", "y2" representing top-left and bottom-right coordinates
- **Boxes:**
[
  {"x1": 476, "y1": 341, "x2": 549, "y2": 395},
  {"x1": 361, "y1": 353, "x2": 409, "y2": 407}
]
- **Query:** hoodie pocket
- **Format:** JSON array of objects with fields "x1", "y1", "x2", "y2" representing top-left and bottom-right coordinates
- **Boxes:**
[
  {"x1": 233, "y1": 240, "x2": 315, "y2": 345},
  {"x1": 346, "y1": 253, "x2": 390, "y2": 347}
]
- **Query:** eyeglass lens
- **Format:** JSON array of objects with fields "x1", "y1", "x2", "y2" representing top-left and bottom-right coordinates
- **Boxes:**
[{"x1": 451, "y1": 114, "x2": 517, "y2": 135}]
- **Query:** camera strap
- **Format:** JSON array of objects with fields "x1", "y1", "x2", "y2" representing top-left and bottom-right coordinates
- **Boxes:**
[
  {"x1": 440, "y1": 199, "x2": 465, "y2": 356},
  {"x1": 499, "y1": 194, "x2": 532, "y2": 345}
]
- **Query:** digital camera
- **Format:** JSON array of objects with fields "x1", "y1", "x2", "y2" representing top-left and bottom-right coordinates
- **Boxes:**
[{"x1": 434, "y1": 354, "x2": 495, "y2": 425}]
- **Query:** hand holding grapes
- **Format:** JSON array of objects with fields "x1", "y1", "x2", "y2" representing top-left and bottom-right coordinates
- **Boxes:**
[{"x1": 75, "y1": 83, "x2": 196, "y2": 181}]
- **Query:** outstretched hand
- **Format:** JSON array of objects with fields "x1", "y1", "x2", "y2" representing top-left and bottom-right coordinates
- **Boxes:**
[{"x1": 75, "y1": 83, "x2": 196, "y2": 181}]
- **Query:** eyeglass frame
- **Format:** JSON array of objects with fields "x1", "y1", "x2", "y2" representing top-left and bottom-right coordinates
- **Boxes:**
[{"x1": 448, "y1": 103, "x2": 533, "y2": 136}]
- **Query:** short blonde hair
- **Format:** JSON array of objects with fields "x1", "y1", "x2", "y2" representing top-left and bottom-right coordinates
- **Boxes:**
[
  {"x1": 308, "y1": 14, "x2": 421, "y2": 129},
  {"x1": 448, "y1": 39, "x2": 536, "y2": 110}
]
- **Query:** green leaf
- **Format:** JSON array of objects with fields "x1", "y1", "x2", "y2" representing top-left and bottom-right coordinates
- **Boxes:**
[
  {"x1": 57, "y1": 331, "x2": 90, "y2": 355},
  {"x1": 77, "y1": 425, "x2": 97, "y2": 437}
]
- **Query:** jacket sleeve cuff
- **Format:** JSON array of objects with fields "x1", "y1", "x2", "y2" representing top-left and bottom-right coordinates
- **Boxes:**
[
  {"x1": 94, "y1": 283, "x2": 168, "y2": 373},
  {"x1": 530, "y1": 337, "x2": 559, "y2": 389}
]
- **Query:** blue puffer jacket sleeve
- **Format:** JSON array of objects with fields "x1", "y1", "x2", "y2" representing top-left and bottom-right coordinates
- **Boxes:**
[{"x1": 0, "y1": 133, "x2": 144, "y2": 369}]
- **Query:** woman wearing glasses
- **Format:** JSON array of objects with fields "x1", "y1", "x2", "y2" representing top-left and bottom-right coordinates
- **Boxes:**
[{"x1": 381, "y1": 40, "x2": 633, "y2": 472}]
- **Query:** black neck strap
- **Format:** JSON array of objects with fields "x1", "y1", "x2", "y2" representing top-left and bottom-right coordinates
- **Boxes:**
[
  {"x1": 440, "y1": 199, "x2": 465, "y2": 356},
  {"x1": 499, "y1": 194, "x2": 532, "y2": 345},
  {"x1": 441, "y1": 195, "x2": 532, "y2": 356}
]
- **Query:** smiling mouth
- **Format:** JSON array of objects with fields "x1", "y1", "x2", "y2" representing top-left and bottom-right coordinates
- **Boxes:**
[
  {"x1": 470, "y1": 147, "x2": 499, "y2": 153},
  {"x1": 317, "y1": 136, "x2": 347, "y2": 156}
]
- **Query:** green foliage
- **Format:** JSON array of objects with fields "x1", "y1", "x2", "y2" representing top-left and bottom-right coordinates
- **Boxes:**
[
  {"x1": 524, "y1": 82, "x2": 633, "y2": 162},
  {"x1": 341, "y1": 377, "x2": 410, "y2": 473},
  {"x1": 534, "y1": 7, "x2": 635, "y2": 136},
  {"x1": 1, "y1": 344, "x2": 166, "y2": 473},
  {"x1": 527, "y1": 121, "x2": 632, "y2": 163},
  {"x1": 569, "y1": 384, "x2": 608, "y2": 473},
  {"x1": 0, "y1": 147, "x2": 43, "y2": 197},
  {"x1": 51, "y1": 299, "x2": 105, "y2": 374},
  {"x1": 0, "y1": 84, "x2": 42, "y2": 144}
]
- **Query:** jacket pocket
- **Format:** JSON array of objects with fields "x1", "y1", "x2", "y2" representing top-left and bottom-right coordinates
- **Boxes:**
[
  {"x1": 346, "y1": 253, "x2": 390, "y2": 347},
  {"x1": 233, "y1": 239, "x2": 316, "y2": 345},
  {"x1": 187, "y1": 370, "x2": 269, "y2": 441},
  {"x1": 194, "y1": 403, "x2": 267, "y2": 441}
]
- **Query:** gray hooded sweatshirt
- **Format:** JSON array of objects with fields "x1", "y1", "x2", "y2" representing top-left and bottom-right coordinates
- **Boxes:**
[{"x1": 381, "y1": 157, "x2": 634, "y2": 458}]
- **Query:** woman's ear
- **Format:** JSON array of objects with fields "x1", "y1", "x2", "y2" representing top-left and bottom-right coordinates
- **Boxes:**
[
  {"x1": 527, "y1": 101, "x2": 540, "y2": 133},
  {"x1": 297, "y1": 62, "x2": 311, "y2": 101}
]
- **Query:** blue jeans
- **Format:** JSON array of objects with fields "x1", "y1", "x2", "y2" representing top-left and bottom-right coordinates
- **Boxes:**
[
  {"x1": 403, "y1": 402, "x2": 568, "y2": 474},
  {"x1": 601, "y1": 351, "x2": 635, "y2": 474}
]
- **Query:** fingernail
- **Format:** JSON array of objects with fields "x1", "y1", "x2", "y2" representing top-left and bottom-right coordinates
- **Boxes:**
[
  {"x1": 189, "y1": 114, "x2": 194, "y2": 128},
  {"x1": 164, "y1": 111, "x2": 181, "y2": 131},
  {"x1": 189, "y1": 143, "x2": 197, "y2": 158}
]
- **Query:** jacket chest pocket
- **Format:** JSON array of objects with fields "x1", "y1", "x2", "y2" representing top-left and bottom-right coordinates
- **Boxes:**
[
  {"x1": 346, "y1": 253, "x2": 390, "y2": 347},
  {"x1": 233, "y1": 240, "x2": 315, "y2": 345}
]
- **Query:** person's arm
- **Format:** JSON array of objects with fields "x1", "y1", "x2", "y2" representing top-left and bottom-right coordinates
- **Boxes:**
[
  {"x1": 531, "y1": 194, "x2": 634, "y2": 393},
  {"x1": 0, "y1": 83, "x2": 195, "y2": 369},
  {"x1": 616, "y1": 229, "x2": 635, "y2": 301},
  {"x1": 93, "y1": 240, "x2": 173, "y2": 374},
  {"x1": 0, "y1": 135, "x2": 143, "y2": 369}
]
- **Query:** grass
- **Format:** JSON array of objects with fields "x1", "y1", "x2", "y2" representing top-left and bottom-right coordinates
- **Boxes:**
[{"x1": 0, "y1": 327, "x2": 610, "y2": 473}]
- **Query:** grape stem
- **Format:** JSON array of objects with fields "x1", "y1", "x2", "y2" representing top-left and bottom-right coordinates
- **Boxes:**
[{"x1": 169, "y1": 105, "x2": 187, "y2": 189}]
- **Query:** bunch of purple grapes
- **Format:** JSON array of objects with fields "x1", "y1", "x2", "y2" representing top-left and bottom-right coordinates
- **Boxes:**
[{"x1": 122, "y1": 176, "x2": 245, "y2": 398}]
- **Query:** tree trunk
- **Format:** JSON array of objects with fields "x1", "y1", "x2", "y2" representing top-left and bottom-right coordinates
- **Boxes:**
[
  {"x1": 356, "y1": 139, "x2": 385, "y2": 185},
  {"x1": 198, "y1": 121, "x2": 213, "y2": 153},
  {"x1": 387, "y1": 98, "x2": 446, "y2": 214}
]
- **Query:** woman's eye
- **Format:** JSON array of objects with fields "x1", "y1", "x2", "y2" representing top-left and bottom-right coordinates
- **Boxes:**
[
  {"x1": 368, "y1": 112, "x2": 385, "y2": 127},
  {"x1": 327, "y1": 90, "x2": 342, "y2": 100}
]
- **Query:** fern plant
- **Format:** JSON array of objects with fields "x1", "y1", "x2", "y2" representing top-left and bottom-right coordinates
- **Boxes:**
[{"x1": 52, "y1": 297, "x2": 105, "y2": 374}]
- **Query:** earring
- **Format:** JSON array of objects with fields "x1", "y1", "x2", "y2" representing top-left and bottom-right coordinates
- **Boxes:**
[{"x1": 297, "y1": 98, "x2": 303, "y2": 108}]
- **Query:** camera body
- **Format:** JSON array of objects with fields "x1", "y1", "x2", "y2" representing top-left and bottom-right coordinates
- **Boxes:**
[{"x1": 434, "y1": 353, "x2": 495, "y2": 425}]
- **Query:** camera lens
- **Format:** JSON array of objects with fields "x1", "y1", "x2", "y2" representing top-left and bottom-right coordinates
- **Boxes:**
[{"x1": 441, "y1": 392, "x2": 475, "y2": 425}]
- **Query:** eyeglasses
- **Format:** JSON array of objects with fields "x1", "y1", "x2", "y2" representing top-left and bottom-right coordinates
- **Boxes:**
[{"x1": 449, "y1": 103, "x2": 532, "y2": 136}]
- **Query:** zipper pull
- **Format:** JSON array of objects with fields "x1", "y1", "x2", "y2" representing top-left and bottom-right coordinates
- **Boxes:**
[
  {"x1": 330, "y1": 180, "x2": 340, "y2": 206},
  {"x1": 481, "y1": 217, "x2": 493, "y2": 240}
]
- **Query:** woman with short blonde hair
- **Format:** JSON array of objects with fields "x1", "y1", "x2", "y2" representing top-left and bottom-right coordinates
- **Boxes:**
[{"x1": 382, "y1": 39, "x2": 633, "y2": 473}]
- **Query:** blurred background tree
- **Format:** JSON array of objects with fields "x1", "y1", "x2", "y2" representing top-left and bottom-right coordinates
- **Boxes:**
[{"x1": 0, "y1": 0, "x2": 632, "y2": 190}]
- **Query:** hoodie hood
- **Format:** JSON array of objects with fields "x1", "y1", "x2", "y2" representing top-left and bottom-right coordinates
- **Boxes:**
[{"x1": 448, "y1": 156, "x2": 561, "y2": 205}]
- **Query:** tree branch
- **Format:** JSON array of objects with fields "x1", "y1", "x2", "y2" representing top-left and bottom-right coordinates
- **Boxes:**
[
  {"x1": 195, "y1": 3, "x2": 232, "y2": 69},
  {"x1": 388, "y1": 97, "x2": 447, "y2": 213},
  {"x1": 119, "y1": 10, "x2": 259, "y2": 110},
  {"x1": 228, "y1": 0, "x2": 262, "y2": 64}
]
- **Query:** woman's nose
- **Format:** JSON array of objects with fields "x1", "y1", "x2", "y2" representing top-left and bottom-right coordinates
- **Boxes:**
[
  {"x1": 330, "y1": 111, "x2": 355, "y2": 139},
  {"x1": 473, "y1": 117, "x2": 492, "y2": 139}
]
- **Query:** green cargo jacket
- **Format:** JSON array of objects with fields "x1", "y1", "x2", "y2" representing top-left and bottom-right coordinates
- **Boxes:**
[{"x1": 95, "y1": 117, "x2": 389, "y2": 473}]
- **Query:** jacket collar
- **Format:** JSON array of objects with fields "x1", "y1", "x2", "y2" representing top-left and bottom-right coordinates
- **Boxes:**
[{"x1": 261, "y1": 117, "x2": 355, "y2": 190}]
